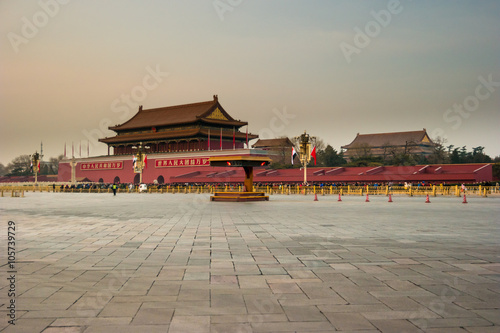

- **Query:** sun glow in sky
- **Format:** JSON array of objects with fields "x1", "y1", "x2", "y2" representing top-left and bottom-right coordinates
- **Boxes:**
[{"x1": 1, "y1": 0, "x2": 499, "y2": 164}]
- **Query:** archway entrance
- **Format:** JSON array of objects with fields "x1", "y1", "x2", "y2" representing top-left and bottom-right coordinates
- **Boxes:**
[
  {"x1": 157, "y1": 175, "x2": 165, "y2": 184},
  {"x1": 134, "y1": 174, "x2": 140, "y2": 184},
  {"x1": 113, "y1": 176, "x2": 120, "y2": 183}
]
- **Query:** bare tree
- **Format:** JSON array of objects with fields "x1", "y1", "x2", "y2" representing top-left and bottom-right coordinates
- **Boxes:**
[
  {"x1": 0, "y1": 163, "x2": 7, "y2": 176},
  {"x1": 381, "y1": 142, "x2": 393, "y2": 161},
  {"x1": 404, "y1": 140, "x2": 418, "y2": 155},
  {"x1": 350, "y1": 143, "x2": 373, "y2": 159},
  {"x1": 45, "y1": 155, "x2": 64, "y2": 174},
  {"x1": 312, "y1": 137, "x2": 326, "y2": 151},
  {"x1": 427, "y1": 136, "x2": 449, "y2": 164},
  {"x1": 290, "y1": 135, "x2": 325, "y2": 151},
  {"x1": 6, "y1": 155, "x2": 32, "y2": 176}
]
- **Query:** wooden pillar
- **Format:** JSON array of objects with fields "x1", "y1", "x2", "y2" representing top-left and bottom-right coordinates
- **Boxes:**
[{"x1": 243, "y1": 166, "x2": 253, "y2": 192}]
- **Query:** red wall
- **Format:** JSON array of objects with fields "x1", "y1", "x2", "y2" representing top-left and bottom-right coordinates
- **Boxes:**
[
  {"x1": 58, "y1": 150, "x2": 250, "y2": 184},
  {"x1": 59, "y1": 159, "x2": 493, "y2": 185},
  {"x1": 174, "y1": 164, "x2": 494, "y2": 184}
]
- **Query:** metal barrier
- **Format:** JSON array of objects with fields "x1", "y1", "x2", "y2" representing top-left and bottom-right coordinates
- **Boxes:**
[{"x1": 0, "y1": 184, "x2": 498, "y2": 197}]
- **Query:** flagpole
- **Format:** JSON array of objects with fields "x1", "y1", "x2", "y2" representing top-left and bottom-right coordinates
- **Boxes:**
[
  {"x1": 233, "y1": 127, "x2": 235, "y2": 150},
  {"x1": 87, "y1": 140, "x2": 90, "y2": 157},
  {"x1": 64, "y1": 142, "x2": 66, "y2": 158},
  {"x1": 246, "y1": 126, "x2": 248, "y2": 149},
  {"x1": 208, "y1": 129, "x2": 210, "y2": 151},
  {"x1": 220, "y1": 128, "x2": 222, "y2": 151}
]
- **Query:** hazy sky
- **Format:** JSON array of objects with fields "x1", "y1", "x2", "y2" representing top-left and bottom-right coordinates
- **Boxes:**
[{"x1": 1, "y1": 0, "x2": 499, "y2": 165}]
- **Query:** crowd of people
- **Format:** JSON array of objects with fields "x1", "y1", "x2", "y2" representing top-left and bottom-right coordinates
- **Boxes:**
[{"x1": 55, "y1": 180, "x2": 498, "y2": 191}]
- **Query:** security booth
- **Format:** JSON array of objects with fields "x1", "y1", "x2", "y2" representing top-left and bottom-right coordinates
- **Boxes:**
[{"x1": 209, "y1": 155, "x2": 272, "y2": 201}]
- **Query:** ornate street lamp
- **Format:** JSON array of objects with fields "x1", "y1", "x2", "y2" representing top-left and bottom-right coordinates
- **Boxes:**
[
  {"x1": 31, "y1": 151, "x2": 41, "y2": 185},
  {"x1": 293, "y1": 131, "x2": 316, "y2": 185},
  {"x1": 132, "y1": 142, "x2": 150, "y2": 184}
]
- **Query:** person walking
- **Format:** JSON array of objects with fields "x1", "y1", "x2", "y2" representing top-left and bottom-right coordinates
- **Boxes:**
[{"x1": 112, "y1": 183, "x2": 117, "y2": 196}]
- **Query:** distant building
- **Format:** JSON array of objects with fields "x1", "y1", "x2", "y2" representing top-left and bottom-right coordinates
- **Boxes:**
[
  {"x1": 341, "y1": 129, "x2": 435, "y2": 162},
  {"x1": 252, "y1": 137, "x2": 294, "y2": 164}
]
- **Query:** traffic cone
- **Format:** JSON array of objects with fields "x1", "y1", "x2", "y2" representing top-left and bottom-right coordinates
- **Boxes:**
[
  {"x1": 365, "y1": 193, "x2": 370, "y2": 202},
  {"x1": 338, "y1": 193, "x2": 342, "y2": 202},
  {"x1": 388, "y1": 194, "x2": 393, "y2": 202},
  {"x1": 314, "y1": 193, "x2": 318, "y2": 201},
  {"x1": 425, "y1": 194, "x2": 430, "y2": 203},
  {"x1": 462, "y1": 194, "x2": 467, "y2": 204}
]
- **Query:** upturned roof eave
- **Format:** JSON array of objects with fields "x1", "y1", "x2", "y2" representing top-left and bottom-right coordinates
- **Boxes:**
[
  {"x1": 108, "y1": 99, "x2": 217, "y2": 131},
  {"x1": 110, "y1": 118, "x2": 248, "y2": 133},
  {"x1": 99, "y1": 128, "x2": 258, "y2": 145},
  {"x1": 341, "y1": 133, "x2": 361, "y2": 149},
  {"x1": 198, "y1": 118, "x2": 248, "y2": 127},
  {"x1": 98, "y1": 129, "x2": 200, "y2": 144}
]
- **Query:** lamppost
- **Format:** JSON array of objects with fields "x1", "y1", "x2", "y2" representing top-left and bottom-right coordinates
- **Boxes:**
[
  {"x1": 31, "y1": 151, "x2": 41, "y2": 185},
  {"x1": 293, "y1": 131, "x2": 315, "y2": 185},
  {"x1": 132, "y1": 142, "x2": 149, "y2": 184}
]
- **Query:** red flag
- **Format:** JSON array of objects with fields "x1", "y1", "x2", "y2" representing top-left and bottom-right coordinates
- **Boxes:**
[
  {"x1": 220, "y1": 128, "x2": 222, "y2": 150},
  {"x1": 292, "y1": 147, "x2": 298, "y2": 165},
  {"x1": 233, "y1": 127, "x2": 235, "y2": 150},
  {"x1": 143, "y1": 154, "x2": 147, "y2": 169},
  {"x1": 310, "y1": 146, "x2": 317, "y2": 165},
  {"x1": 37, "y1": 161, "x2": 40, "y2": 172}
]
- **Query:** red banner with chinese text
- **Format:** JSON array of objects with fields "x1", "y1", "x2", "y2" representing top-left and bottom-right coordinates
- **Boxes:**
[
  {"x1": 155, "y1": 157, "x2": 210, "y2": 168},
  {"x1": 81, "y1": 162, "x2": 123, "y2": 170}
]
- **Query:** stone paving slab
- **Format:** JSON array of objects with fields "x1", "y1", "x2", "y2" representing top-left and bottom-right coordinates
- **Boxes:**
[{"x1": 0, "y1": 193, "x2": 499, "y2": 332}]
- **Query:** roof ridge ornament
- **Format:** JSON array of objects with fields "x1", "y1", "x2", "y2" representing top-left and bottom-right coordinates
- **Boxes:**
[
  {"x1": 213, "y1": 94, "x2": 218, "y2": 102},
  {"x1": 139, "y1": 105, "x2": 143, "y2": 111}
]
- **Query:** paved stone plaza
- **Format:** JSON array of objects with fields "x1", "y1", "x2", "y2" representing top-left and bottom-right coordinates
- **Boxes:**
[{"x1": 1, "y1": 192, "x2": 499, "y2": 333}]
